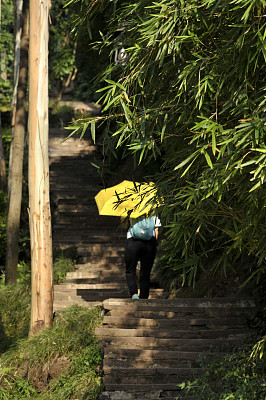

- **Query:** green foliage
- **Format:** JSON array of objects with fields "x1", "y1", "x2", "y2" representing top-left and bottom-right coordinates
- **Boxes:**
[
  {"x1": 0, "y1": 306, "x2": 103, "y2": 400},
  {"x1": 179, "y1": 338, "x2": 266, "y2": 400},
  {"x1": 0, "y1": 277, "x2": 31, "y2": 353},
  {"x1": 0, "y1": 253, "x2": 77, "y2": 353},
  {"x1": 68, "y1": 0, "x2": 266, "y2": 288},
  {"x1": 49, "y1": 0, "x2": 110, "y2": 101},
  {"x1": 49, "y1": 0, "x2": 77, "y2": 92},
  {"x1": 53, "y1": 253, "x2": 76, "y2": 284}
]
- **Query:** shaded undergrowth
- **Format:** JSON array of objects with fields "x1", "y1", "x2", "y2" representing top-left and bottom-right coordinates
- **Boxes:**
[
  {"x1": 0, "y1": 306, "x2": 103, "y2": 400},
  {"x1": 179, "y1": 339, "x2": 266, "y2": 400},
  {"x1": 0, "y1": 256, "x2": 103, "y2": 400}
]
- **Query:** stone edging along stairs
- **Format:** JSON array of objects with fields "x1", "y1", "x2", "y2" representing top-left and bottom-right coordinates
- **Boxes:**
[{"x1": 49, "y1": 128, "x2": 259, "y2": 400}]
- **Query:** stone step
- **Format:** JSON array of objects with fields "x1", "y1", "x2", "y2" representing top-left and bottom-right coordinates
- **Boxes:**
[
  {"x1": 62, "y1": 277, "x2": 162, "y2": 288},
  {"x1": 66, "y1": 269, "x2": 124, "y2": 280},
  {"x1": 54, "y1": 288, "x2": 165, "y2": 303},
  {"x1": 53, "y1": 216, "x2": 121, "y2": 224},
  {"x1": 107, "y1": 306, "x2": 256, "y2": 320},
  {"x1": 104, "y1": 383, "x2": 191, "y2": 392},
  {"x1": 103, "y1": 357, "x2": 199, "y2": 369},
  {"x1": 49, "y1": 150, "x2": 96, "y2": 157},
  {"x1": 50, "y1": 163, "x2": 98, "y2": 171},
  {"x1": 69, "y1": 254, "x2": 123, "y2": 263},
  {"x1": 100, "y1": 395, "x2": 192, "y2": 400},
  {"x1": 100, "y1": 391, "x2": 189, "y2": 400},
  {"x1": 75, "y1": 255, "x2": 123, "y2": 263},
  {"x1": 52, "y1": 234, "x2": 124, "y2": 244},
  {"x1": 73, "y1": 262, "x2": 124, "y2": 269},
  {"x1": 53, "y1": 227, "x2": 123, "y2": 236},
  {"x1": 54, "y1": 287, "x2": 128, "y2": 296},
  {"x1": 79, "y1": 255, "x2": 124, "y2": 263},
  {"x1": 55, "y1": 287, "x2": 165, "y2": 296},
  {"x1": 77, "y1": 245, "x2": 124, "y2": 256},
  {"x1": 103, "y1": 298, "x2": 256, "y2": 309},
  {"x1": 50, "y1": 186, "x2": 102, "y2": 195},
  {"x1": 55, "y1": 283, "x2": 126, "y2": 290},
  {"x1": 50, "y1": 169, "x2": 99, "y2": 177},
  {"x1": 51, "y1": 193, "x2": 97, "y2": 201},
  {"x1": 56, "y1": 203, "x2": 99, "y2": 212},
  {"x1": 98, "y1": 336, "x2": 242, "y2": 351},
  {"x1": 62, "y1": 278, "x2": 124, "y2": 286},
  {"x1": 103, "y1": 367, "x2": 203, "y2": 385},
  {"x1": 49, "y1": 150, "x2": 96, "y2": 158},
  {"x1": 96, "y1": 326, "x2": 246, "y2": 339},
  {"x1": 77, "y1": 255, "x2": 124, "y2": 262},
  {"x1": 102, "y1": 315, "x2": 249, "y2": 329},
  {"x1": 53, "y1": 299, "x2": 102, "y2": 310},
  {"x1": 103, "y1": 347, "x2": 204, "y2": 368},
  {"x1": 56, "y1": 198, "x2": 100, "y2": 205}
]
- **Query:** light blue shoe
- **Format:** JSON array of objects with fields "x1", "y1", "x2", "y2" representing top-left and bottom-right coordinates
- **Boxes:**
[{"x1": 132, "y1": 294, "x2": 139, "y2": 299}]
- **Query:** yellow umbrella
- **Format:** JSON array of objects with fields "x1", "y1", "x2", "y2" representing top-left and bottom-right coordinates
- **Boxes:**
[{"x1": 95, "y1": 180, "x2": 157, "y2": 218}]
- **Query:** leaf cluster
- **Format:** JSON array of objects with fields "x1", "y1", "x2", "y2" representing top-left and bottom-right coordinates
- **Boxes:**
[
  {"x1": 68, "y1": 0, "x2": 266, "y2": 288},
  {"x1": 179, "y1": 338, "x2": 266, "y2": 400}
]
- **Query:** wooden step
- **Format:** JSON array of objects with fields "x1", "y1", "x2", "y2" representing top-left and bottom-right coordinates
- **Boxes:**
[
  {"x1": 104, "y1": 383, "x2": 188, "y2": 392},
  {"x1": 97, "y1": 295, "x2": 257, "y2": 399},
  {"x1": 100, "y1": 391, "x2": 188, "y2": 400},
  {"x1": 98, "y1": 336, "x2": 242, "y2": 351},
  {"x1": 102, "y1": 315, "x2": 248, "y2": 329},
  {"x1": 103, "y1": 347, "x2": 204, "y2": 368},
  {"x1": 103, "y1": 367, "x2": 203, "y2": 385},
  {"x1": 103, "y1": 297, "x2": 256, "y2": 308},
  {"x1": 66, "y1": 269, "x2": 124, "y2": 279},
  {"x1": 96, "y1": 326, "x2": 246, "y2": 339},
  {"x1": 49, "y1": 130, "x2": 259, "y2": 400},
  {"x1": 53, "y1": 299, "x2": 102, "y2": 310},
  {"x1": 106, "y1": 306, "x2": 256, "y2": 320}
]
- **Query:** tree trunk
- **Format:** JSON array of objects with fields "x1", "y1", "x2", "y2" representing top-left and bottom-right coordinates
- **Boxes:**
[
  {"x1": 0, "y1": 0, "x2": 7, "y2": 192},
  {"x1": 28, "y1": 0, "x2": 53, "y2": 335},
  {"x1": 0, "y1": 126, "x2": 7, "y2": 192},
  {"x1": 5, "y1": 0, "x2": 29, "y2": 284},
  {"x1": 11, "y1": 0, "x2": 23, "y2": 126},
  {"x1": 8, "y1": 0, "x2": 23, "y2": 198}
]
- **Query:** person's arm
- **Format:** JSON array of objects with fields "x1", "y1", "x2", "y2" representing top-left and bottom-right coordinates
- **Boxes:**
[{"x1": 154, "y1": 227, "x2": 159, "y2": 240}]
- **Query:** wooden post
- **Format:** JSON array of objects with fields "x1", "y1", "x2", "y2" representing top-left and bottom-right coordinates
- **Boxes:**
[{"x1": 28, "y1": 0, "x2": 53, "y2": 334}]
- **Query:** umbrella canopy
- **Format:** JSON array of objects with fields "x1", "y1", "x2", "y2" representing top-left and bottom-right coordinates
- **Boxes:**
[{"x1": 95, "y1": 180, "x2": 157, "y2": 218}]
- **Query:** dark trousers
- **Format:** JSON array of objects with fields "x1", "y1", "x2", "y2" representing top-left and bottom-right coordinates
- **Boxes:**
[{"x1": 125, "y1": 237, "x2": 157, "y2": 299}]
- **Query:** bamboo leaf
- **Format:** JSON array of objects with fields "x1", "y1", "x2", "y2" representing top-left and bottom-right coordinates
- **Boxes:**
[
  {"x1": 203, "y1": 150, "x2": 213, "y2": 168},
  {"x1": 90, "y1": 120, "x2": 96, "y2": 143},
  {"x1": 212, "y1": 131, "x2": 216, "y2": 155}
]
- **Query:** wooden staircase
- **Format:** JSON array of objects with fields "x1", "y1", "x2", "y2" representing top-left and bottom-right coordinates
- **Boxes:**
[
  {"x1": 97, "y1": 297, "x2": 258, "y2": 400},
  {"x1": 49, "y1": 128, "x2": 165, "y2": 309},
  {"x1": 49, "y1": 127, "x2": 259, "y2": 400}
]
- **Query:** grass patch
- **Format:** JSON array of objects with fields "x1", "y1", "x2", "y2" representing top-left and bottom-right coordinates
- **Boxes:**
[
  {"x1": 0, "y1": 280, "x2": 31, "y2": 353},
  {"x1": 0, "y1": 250, "x2": 104, "y2": 399},
  {"x1": 0, "y1": 306, "x2": 103, "y2": 400},
  {"x1": 0, "y1": 244, "x2": 104, "y2": 400},
  {"x1": 0, "y1": 251, "x2": 76, "y2": 353},
  {"x1": 53, "y1": 251, "x2": 76, "y2": 285}
]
